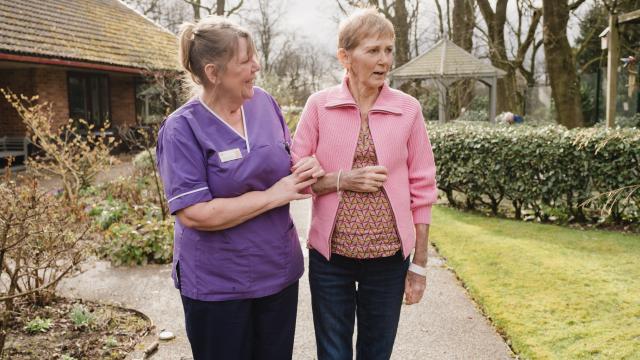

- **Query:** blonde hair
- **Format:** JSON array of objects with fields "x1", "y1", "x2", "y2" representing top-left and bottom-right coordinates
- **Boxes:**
[
  {"x1": 178, "y1": 16, "x2": 255, "y2": 86},
  {"x1": 338, "y1": 8, "x2": 395, "y2": 51}
]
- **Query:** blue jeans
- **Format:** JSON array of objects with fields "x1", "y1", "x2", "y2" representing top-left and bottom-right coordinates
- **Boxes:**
[{"x1": 309, "y1": 249, "x2": 409, "y2": 360}]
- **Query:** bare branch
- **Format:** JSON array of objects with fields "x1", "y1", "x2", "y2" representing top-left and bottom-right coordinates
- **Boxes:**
[
  {"x1": 226, "y1": 0, "x2": 244, "y2": 16},
  {"x1": 516, "y1": 8, "x2": 542, "y2": 64},
  {"x1": 569, "y1": 0, "x2": 588, "y2": 12}
]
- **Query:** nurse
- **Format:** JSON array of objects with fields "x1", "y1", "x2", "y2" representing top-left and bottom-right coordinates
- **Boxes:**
[{"x1": 156, "y1": 16, "x2": 324, "y2": 360}]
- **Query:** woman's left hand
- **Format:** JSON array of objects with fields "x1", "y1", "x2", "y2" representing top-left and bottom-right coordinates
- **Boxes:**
[
  {"x1": 404, "y1": 269, "x2": 427, "y2": 305},
  {"x1": 292, "y1": 156, "x2": 325, "y2": 180}
]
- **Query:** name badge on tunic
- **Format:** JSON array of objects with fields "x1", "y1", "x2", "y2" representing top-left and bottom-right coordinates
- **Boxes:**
[{"x1": 218, "y1": 148, "x2": 243, "y2": 162}]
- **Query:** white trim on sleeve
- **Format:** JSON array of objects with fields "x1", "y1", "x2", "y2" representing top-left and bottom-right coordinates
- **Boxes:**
[{"x1": 168, "y1": 186, "x2": 210, "y2": 203}]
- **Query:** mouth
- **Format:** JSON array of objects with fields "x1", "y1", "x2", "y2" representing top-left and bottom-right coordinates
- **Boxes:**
[{"x1": 372, "y1": 71, "x2": 386, "y2": 77}]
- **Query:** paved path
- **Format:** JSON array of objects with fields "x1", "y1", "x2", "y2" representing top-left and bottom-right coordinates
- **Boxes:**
[{"x1": 60, "y1": 200, "x2": 514, "y2": 359}]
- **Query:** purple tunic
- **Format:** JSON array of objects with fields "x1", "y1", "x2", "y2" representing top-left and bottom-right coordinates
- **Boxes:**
[{"x1": 156, "y1": 87, "x2": 304, "y2": 301}]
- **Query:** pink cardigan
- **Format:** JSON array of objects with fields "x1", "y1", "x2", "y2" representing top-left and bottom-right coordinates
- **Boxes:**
[{"x1": 291, "y1": 77, "x2": 438, "y2": 260}]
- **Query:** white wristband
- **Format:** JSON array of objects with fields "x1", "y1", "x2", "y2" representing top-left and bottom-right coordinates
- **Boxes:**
[{"x1": 408, "y1": 262, "x2": 427, "y2": 276}]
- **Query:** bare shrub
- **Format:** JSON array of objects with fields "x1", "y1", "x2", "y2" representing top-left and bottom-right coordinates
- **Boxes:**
[
  {"x1": 1, "y1": 89, "x2": 118, "y2": 205},
  {"x1": 0, "y1": 170, "x2": 91, "y2": 354}
]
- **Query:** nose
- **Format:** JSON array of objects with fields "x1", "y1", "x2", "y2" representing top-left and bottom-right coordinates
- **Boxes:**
[
  {"x1": 252, "y1": 56, "x2": 261, "y2": 72},
  {"x1": 380, "y1": 51, "x2": 391, "y2": 63}
]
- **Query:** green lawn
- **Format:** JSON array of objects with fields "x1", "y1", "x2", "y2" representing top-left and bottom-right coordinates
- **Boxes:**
[{"x1": 430, "y1": 206, "x2": 640, "y2": 360}]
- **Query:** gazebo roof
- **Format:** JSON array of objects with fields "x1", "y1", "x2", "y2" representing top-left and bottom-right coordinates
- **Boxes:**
[{"x1": 389, "y1": 38, "x2": 506, "y2": 81}]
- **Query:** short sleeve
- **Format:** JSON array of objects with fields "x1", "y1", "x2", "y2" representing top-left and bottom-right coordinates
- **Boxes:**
[
  {"x1": 267, "y1": 93, "x2": 292, "y2": 143},
  {"x1": 156, "y1": 117, "x2": 213, "y2": 215}
]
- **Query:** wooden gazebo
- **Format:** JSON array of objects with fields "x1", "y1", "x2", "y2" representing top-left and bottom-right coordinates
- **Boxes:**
[
  {"x1": 389, "y1": 38, "x2": 506, "y2": 122},
  {"x1": 603, "y1": 9, "x2": 640, "y2": 128}
]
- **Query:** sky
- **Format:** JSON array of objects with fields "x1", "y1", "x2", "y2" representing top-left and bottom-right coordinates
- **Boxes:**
[
  {"x1": 268, "y1": 0, "x2": 596, "y2": 81},
  {"x1": 268, "y1": 0, "x2": 592, "y2": 48}
]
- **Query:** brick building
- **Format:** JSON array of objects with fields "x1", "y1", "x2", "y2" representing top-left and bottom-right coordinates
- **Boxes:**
[{"x1": 0, "y1": 0, "x2": 180, "y2": 138}]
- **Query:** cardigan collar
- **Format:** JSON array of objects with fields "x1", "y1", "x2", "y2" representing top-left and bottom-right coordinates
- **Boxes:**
[{"x1": 325, "y1": 75, "x2": 403, "y2": 115}]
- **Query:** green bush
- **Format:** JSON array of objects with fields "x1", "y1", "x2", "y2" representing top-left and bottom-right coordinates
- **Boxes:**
[
  {"x1": 429, "y1": 122, "x2": 640, "y2": 223},
  {"x1": 87, "y1": 173, "x2": 171, "y2": 266},
  {"x1": 69, "y1": 305, "x2": 95, "y2": 328},
  {"x1": 467, "y1": 95, "x2": 489, "y2": 113},
  {"x1": 593, "y1": 114, "x2": 640, "y2": 128},
  {"x1": 24, "y1": 317, "x2": 53, "y2": 333},
  {"x1": 89, "y1": 198, "x2": 130, "y2": 230},
  {"x1": 457, "y1": 109, "x2": 489, "y2": 122},
  {"x1": 99, "y1": 218, "x2": 173, "y2": 266}
]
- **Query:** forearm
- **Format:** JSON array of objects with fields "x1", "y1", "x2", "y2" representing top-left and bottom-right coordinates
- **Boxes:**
[
  {"x1": 178, "y1": 190, "x2": 280, "y2": 231},
  {"x1": 311, "y1": 171, "x2": 339, "y2": 195},
  {"x1": 412, "y1": 224, "x2": 429, "y2": 266}
]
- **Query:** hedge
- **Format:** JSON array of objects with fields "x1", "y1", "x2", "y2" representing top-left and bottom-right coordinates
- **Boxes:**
[{"x1": 428, "y1": 122, "x2": 640, "y2": 223}]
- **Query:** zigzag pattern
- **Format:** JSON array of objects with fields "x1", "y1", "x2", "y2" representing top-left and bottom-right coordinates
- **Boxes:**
[{"x1": 331, "y1": 120, "x2": 401, "y2": 259}]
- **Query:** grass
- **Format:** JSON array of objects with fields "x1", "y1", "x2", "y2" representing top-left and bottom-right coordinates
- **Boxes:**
[{"x1": 430, "y1": 206, "x2": 640, "y2": 360}]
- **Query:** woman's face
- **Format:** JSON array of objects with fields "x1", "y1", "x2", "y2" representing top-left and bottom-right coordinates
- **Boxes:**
[
  {"x1": 215, "y1": 37, "x2": 261, "y2": 100},
  {"x1": 343, "y1": 35, "x2": 394, "y2": 90}
]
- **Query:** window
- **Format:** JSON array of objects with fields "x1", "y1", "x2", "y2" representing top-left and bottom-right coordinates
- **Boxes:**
[
  {"x1": 135, "y1": 80, "x2": 166, "y2": 125},
  {"x1": 67, "y1": 72, "x2": 110, "y2": 129}
]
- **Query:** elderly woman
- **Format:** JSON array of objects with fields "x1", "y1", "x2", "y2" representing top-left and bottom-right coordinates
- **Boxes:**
[
  {"x1": 156, "y1": 16, "x2": 323, "y2": 360},
  {"x1": 291, "y1": 8, "x2": 437, "y2": 360}
]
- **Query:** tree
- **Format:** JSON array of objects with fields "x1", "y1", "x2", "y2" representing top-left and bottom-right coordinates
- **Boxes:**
[
  {"x1": 542, "y1": 0, "x2": 586, "y2": 128},
  {"x1": 452, "y1": 0, "x2": 474, "y2": 51},
  {"x1": 182, "y1": 0, "x2": 244, "y2": 20},
  {"x1": 335, "y1": 0, "x2": 420, "y2": 66},
  {"x1": 266, "y1": 35, "x2": 332, "y2": 106},
  {"x1": 476, "y1": 0, "x2": 542, "y2": 114},
  {"x1": 245, "y1": 0, "x2": 283, "y2": 72},
  {"x1": 434, "y1": 0, "x2": 447, "y2": 38},
  {"x1": 450, "y1": 0, "x2": 476, "y2": 118},
  {"x1": 123, "y1": 0, "x2": 190, "y2": 33}
]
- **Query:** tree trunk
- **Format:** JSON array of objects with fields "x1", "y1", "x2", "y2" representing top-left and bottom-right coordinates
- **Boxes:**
[
  {"x1": 477, "y1": 0, "x2": 523, "y2": 115},
  {"x1": 434, "y1": 0, "x2": 445, "y2": 37},
  {"x1": 189, "y1": 0, "x2": 201, "y2": 20},
  {"x1": 216, "y1": 0, "x2": 225, "y2": 16},
  {"x1": 542, "y1": 0, "x2": 585, "y2": 128},
  {"x1": 451, "y1": 0, "x2": 475, "y2": 118},
  {"x1": 393, "y1": 0, "x2": 411, "y2": 66},
  {"x1": 452, "y1": 0, "x2": 474, "y2": 51},
  {"x1": 190, "y1": 0, "x2": 200, "y2": 21}
]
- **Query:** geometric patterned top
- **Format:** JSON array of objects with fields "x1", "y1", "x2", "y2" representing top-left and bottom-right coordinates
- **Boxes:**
[{"x1": 330, "y1": 118, "x2": 402, "y2": 259}]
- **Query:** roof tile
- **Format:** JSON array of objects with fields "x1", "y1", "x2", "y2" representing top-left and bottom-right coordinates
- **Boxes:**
[{"x1": 0, "y1": 0, "x2": 180, "y2": 70}]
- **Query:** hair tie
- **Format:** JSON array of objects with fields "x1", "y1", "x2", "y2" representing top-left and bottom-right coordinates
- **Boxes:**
[{"x1": 191, "y1": 29, "x2": 199, "y2": 40}]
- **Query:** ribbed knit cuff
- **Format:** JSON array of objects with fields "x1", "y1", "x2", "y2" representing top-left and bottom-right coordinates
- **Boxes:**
[{"x1": 412, "y1": 205, "x2": 432, "y2": 224}]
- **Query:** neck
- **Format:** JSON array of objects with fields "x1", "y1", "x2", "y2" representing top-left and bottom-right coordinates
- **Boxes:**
[
  {"x1": 201, "y1": 87, "x2": 243, "y2": 118},
  {"x1": 347, "y1": 75, "x2": 381, "y2": 112}
]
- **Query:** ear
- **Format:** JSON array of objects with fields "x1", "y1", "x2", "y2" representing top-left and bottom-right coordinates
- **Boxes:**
[
  {"x1": 337, "y1": 48, "x2": 351, "y2": 71},
  {"x1": 203, "y1": 63, "x2": 219, "y2": 85}
]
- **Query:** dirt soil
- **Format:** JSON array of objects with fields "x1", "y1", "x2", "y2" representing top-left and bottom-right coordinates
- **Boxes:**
[{"x1": 3, "y1": 297, "x2": 151, "y2": 360}]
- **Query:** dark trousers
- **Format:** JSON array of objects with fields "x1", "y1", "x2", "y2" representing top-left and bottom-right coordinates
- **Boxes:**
[
  {"x1": 181, "y1": 281, "x2": 299, "y2": 360},
  {"x1": 309, "y1": 249, "x2": 409, "y2": 360}
]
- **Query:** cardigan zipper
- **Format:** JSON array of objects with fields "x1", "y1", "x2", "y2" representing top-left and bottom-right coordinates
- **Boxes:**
[
  {"x1": 326, "y1": 107, "x2": 360, "y2": 260},
  {"x1": 368, "y1": 111, "x2": 403, "y2": 256}
]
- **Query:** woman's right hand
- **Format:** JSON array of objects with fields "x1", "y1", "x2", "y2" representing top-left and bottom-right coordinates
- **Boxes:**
[
  {"x1": 267, "y1": 173, "x2": 317, "y2": 207},
  {"x1": 341, "y1": 165, "x2": 388, "y2": 192}
]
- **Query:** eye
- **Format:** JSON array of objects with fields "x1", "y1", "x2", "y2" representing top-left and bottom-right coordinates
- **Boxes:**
[{"x1": 369, "y1": 48, "x2": 379, "y2": 54}]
